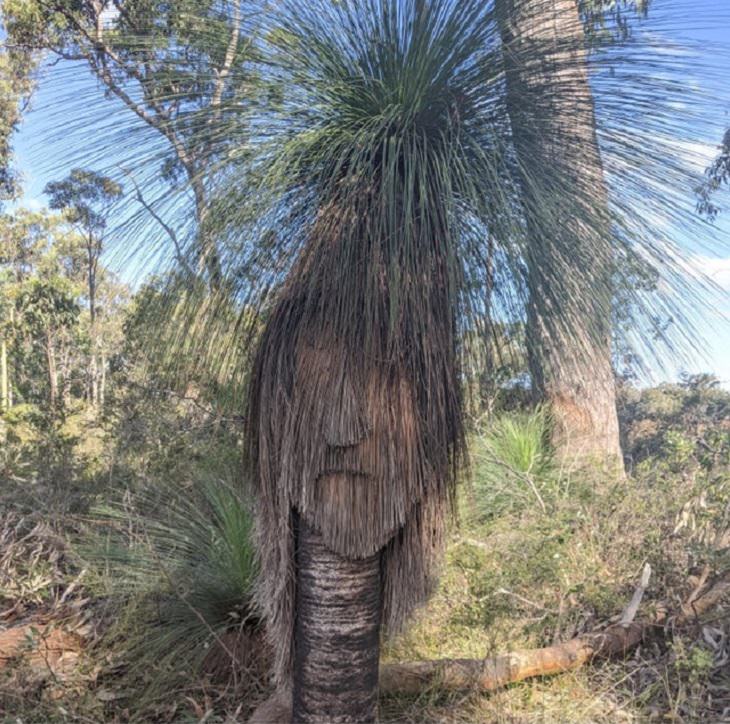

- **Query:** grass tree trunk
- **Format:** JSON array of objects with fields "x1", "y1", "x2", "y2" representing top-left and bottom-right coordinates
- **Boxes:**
[
  {"x1": 495, "y1": 0, "x2": 623, "y2": 470},
  {"x1": 292, "y1": 519, "x2": 382, "y2": 723}
]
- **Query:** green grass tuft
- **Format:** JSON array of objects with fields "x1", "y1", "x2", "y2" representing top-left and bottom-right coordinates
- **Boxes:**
[
  {"x1": 80, "y1": 475, "x2": 261, "y2": 715},
  {"x1": 469, "y1": 407, "x2": 554, "y2": 521}
]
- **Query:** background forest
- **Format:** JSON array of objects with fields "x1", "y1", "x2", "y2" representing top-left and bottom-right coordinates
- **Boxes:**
[{"x1": 1, "y1": 0, "x2": 730, "y2": 722}]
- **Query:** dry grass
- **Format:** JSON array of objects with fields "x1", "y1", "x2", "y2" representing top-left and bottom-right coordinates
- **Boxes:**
[
  {"x1": 2, "y1": 396, "x2": 729, "y2": 722},
  {"x1": 379, "y1": 419, "x2": 730, "y2": 723}
]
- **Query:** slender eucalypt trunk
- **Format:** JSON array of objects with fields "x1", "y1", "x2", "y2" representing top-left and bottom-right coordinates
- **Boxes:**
[
  {"x1": 292, "y1": 519, "x2": 382, "y2": 723},
  {"x1": 496, "y1": 0, "x2": 623, "y2": 471},
  {"x1": 1, "y1": 332, "x2": 8, "y2": 412}
]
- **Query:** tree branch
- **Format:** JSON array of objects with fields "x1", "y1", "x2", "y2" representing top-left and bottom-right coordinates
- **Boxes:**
[
  {"x1": 210, "y1": 1, "x2": 242, "y2": 114},
  {"x1": 118, "y1": 167, "x2": 195, "y2": 276}
]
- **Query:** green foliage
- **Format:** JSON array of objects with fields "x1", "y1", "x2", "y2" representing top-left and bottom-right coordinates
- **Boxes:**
[
  {"x1": 82, "y1": 476, "x2": 259, "y2": 708},
  {"x1": 620, "y1": 373, "x2": 730, "y2": 472},
  {"x1": 697, "y1": 128, "x2": 730, "y2": 221},
  {"x1": 579, "y1": 0, "x2": 650, "y2": 43},
  {"x1": 486, "y1": 408, "x2": 552, "y2": 475},
  {"x1": 0, "y1": 207, "x2": 131, "y2": 514},
  {"x1": 117, "y1": 273, "x2": 255, "y2": 415},
  {"x1": 469, "y1": 407, "x2": 555, "y2": 521},
  {"x1": 45, "y1": 168, "x2": 122, "y2": 238},
  {"x1": 15, "y1": 275, "x2": 79, "y2": 336}
]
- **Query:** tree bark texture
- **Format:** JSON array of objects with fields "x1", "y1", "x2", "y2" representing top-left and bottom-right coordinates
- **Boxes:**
[
  {"x1": 496, "y1": 0, "x2": 623, "y2": 469},
  {"x1": 292, "y1": 518, "x2": 382, "y2": 724}
]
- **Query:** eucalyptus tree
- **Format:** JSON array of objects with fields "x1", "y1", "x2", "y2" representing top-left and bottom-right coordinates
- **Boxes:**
[
  {"x1": 5, "y1": 0, "x2": 259, "y2": 286},
  {"x1": 0, "y1": 210, "x2": 84, "y2": 410},
  {"x1": 494, "y1": 0, "x2": 624, "y2": 466},
  {"x1": 45, "y1": 169, "x2": 122, "y2": 407},
  {"x1": 494, "y1": 0, "x2": 657, "y2": 467}
]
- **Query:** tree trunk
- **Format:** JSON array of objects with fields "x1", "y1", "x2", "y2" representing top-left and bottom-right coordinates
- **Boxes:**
[
  {"x1": 292, "y1": 518, "x2": 382, "y2": 724},
  {"x1": 87, "y1": 241, "x2": 99, "y2": 408},
  {"x1": 1, "y1": 332, "x2": 8, "y2": 412},
  {"x1": 495, "y1": 0, "x2": 623, "y2": 470},
  {"x1": 7, "y1": 308, "x2": 13, "y2": 407},
  {"x1": 99, "y1": 349, "x2": 106, "y2": 409},
  {"x1": 46, "y1": 331, "x2": 58, "y2": 409},
  {"x1": 478, "y1": 235, "x2": 497, "y2": 416},
  {"x1": 59, "y1": 341, "x2": 72, "y2": 409},
  {"x1": 87, "y1": 241, "x2": 97, "y2": 329},
  {"x1": 191, "y1": 177, "x2": 223, "y2": 287}
]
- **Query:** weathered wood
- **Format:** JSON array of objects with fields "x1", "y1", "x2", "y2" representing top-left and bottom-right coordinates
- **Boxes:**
[
  {"x1": 0, "y1": 622, "x2": 83, "y2": 679},
  {"x1": 379, "y1": 621, "x2": 645, "y2": 696}
]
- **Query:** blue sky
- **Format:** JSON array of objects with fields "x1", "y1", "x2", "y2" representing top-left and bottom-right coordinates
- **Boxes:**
[{"x1": 9, "y1": 0, "x2": 730, "y2": 387}]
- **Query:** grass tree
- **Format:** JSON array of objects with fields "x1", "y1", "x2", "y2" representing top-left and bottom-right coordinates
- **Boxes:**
[
  {"x1": 495, "y1": 0, "x2": 623, "y2": 467},
  {"x1": 244, "y1": 4, "x2": 510, "y2": 718},
  {"x1": 27, "y1": 0, "x2": 730, "y2": 719}
]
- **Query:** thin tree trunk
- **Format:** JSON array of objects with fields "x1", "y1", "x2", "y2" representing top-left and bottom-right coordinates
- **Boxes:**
[
  {"x1": 1, "y1": 333, "x2": 8, "y2": 412},
  {"x1": 89, "y1": 353, "x2": 98, "y2": 407},
  {"x1": 46, "y1": 331, "x2": 58, "y2": 409},
  {"x1": 192, "y1": 178, "x2": 223, "y2": 287},
  {"x1": 495, "y1": 0, "x2": 623, "y2": 469},
  {"x1": 99, "y1": 349, "x2": 106, "y2": 409},
  {"x1": 87, "y1": 241, "x2": 97, "y2": 329},
  {"x1": 7, "y1": 308, "x2": 13, "y2": 408},
  {"x1": 87, "y1": 241, "x2": 99, "y2": 408},
  {"x1": 480, "y1": 235, "x2": 497, "y2": 415},
  {"x1": 60, "y1": 341, "x2": 72, "y2": 409},
  {"x1": 292, "y1": 518, "x2": 382, "y2": 724}
]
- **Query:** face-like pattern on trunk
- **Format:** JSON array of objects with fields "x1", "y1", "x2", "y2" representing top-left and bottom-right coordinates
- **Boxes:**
[{"x1": 281, "y1": 339, "x2": 436, "y2": 558}]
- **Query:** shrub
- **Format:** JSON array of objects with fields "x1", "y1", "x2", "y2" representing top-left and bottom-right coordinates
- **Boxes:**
[
  {"x1": 469, "y1": 407, "x2": 554, "y2": 521},
  {"x1": 81, "y1": 475, "x2": 263, "y2": 714}
]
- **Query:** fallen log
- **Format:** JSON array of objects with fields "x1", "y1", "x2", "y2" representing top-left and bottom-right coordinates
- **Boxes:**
[
  {"x1": 380, "y1": 566, "x2": 730, "y2": 698},
  {"x1": 381, "y1": 563, "x2": 652, "y2": 696},
  {"x1": 379, "y1": 620, "x2": 645, "y2": 696}
]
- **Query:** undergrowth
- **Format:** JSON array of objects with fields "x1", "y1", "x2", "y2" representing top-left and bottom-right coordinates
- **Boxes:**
[{"x1": 1, "y1": 377, "x2": 729, "y2": 722}]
